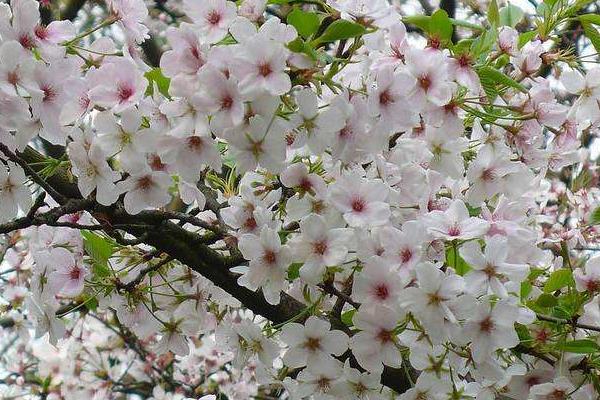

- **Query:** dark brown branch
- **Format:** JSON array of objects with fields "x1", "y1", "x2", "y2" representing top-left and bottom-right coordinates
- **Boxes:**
[
  {"x1": 0, "y1": 144, "x2": 67, "y2": 204},
  {"x1": 7, "y1": 146, "x2": 413, "y2": 395}
]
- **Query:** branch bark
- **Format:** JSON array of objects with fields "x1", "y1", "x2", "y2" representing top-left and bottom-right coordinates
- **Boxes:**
[{"x1": 4, "y1": 146, "x2": 413, "y2": 394}]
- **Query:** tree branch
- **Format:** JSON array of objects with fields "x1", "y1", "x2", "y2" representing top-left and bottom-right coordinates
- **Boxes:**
[{"x1": 7, "y1": 146, "x2": 413, "y2": 394}]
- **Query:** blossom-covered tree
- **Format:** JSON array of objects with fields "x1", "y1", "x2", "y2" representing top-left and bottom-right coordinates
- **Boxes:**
[{"x1": 2, "y1": 0, "x2": 600, "y2": 398}]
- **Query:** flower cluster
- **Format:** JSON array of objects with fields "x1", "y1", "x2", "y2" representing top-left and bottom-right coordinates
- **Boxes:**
[{"x1": 1, "y1": 0, "x2": 600, "y2": 399}]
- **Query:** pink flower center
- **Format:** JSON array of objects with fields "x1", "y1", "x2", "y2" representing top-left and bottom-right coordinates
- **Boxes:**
[
  {"x1": 447, "y1": 224, "x2": 461, "y2": 237},
  {"x1": 148, "y1": 154, "x2": 166, "y2": 171},
  {"x1": 479, "y1": 316, "x2": 494, "y2": 333},
  {"x1": 136, "y1": 175, "x2": 154, "y2": 190},
  {"x1": 69, "y1": 266, "x2": 81, "y2": 281},
  {"x1": 187, "y1": 136, "x2": 204, "y2": 151},
  {"x1": 338, "y1": 125, "x2": 352, "y2": 139},
  {"x1": 299, "y1": 177, "x2": 313, "y2": 191},
  {"x1": 418, "y1": 75, "x2": 432, "y2": 91},
  {"x1": 7, "y1": 71, "x2": 19, "y2": 86},
  {"x1": 220, "y1": 94, "x2": 234, "y2": 110},
  {"x1": 303, "y1": 337, "x2": 321, "y2": 351},
  {"x1": 351, "y1": 198, "x2": 365, "y2": 213},
  {"x1": 586, "y1": 280, "x2": 600, "y2": 292},
  {"x1": 377, "y1": 329, "x2": 393, "y2": 343},
  {"x1": 313, "y1": 240, "x2": 328, "y2": 256},
  {"x1": 263, "y1": 250, "x2": 277, "y2": 265},
  {"x1": 525, "y1": 376, "x2": 541, "y2": 387},
  {"x1": 457, "y1": 54, "x2": 471, "y2": 68},
  {"x1": 41, "y1": 85, "x2": 57, "y2": 102},
  {"x1": 34, "y1": 25, "x2": 49, "y2": 40},
  {"x1": 206, "y1": 9, "x2": 222, "y2": 25},
  {"x1": 374, "y1": 284, "x2": 389, "y2": 300},
  {"x1": 258, "y1": 63, "x2": 272, "y2": 77},
  {"x1": 400, "y1": 248, "x2": 412, "y2": 264},
  {"x1": 243, "y1": 216, "x2": 257, "y2": 231},
  {"x1": 19, "y1": 34, "x2": 35, "y2": 49},
  {"x1": 117, "y1": 84, "x2": 134, "y2": 103},
  {"x1": 379, "y1": 90, "x2": 393, "y2": 106},
  {"x1": 78, "y1": 95, "x2": 90, "y2": 110},
  {"x1": 481, "y1": 168, "x2": 495, "y2": 181}
]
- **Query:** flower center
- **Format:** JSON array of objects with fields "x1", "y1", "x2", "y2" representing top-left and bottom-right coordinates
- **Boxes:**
[
  {"x1": 400, "y1": 248, "x2": 412, "y2": 264},
  {"x1": 34, "y1": 25, "x2": 49, "y2": 40},
  {"x1": 187, "y1": 136, "x2": 204, "y2": 151},
  {"x1": 19, "y1": 34, "x2": 35, "y2": 49},
  {"x1": 379, "y1": 89, "x2": 393, "y2": 106},
  {"x1": 263, "y1": 250, "x2": 277, "y2": 265},
  {"x1": 136, "y1": 175, "x2": 154, "y2": 190},
  {"x1": 313, "y1": 240, "x2": 328, "y2": 256},
  {"x1": 206, "y1": 9, "x2": 222, "y2": 25},
  {"x1": 481, "y1": 168, "x2": 496, "y2": 181},
  {"x1": 447, "y1": 224, "x2": 461, "y2": 237},
  {"x1": 303, "y1": 337, "x2": 321, "y2": 351},
  {"x1": 479, "y1": 316, "x2": 495, "y2": 333},
  {"x1": 258, "y1": 63, "x2": 272, "y2": 77},
  {"x1": 220, "y1": 95, "x2": 233, "y2": 110},
  {"x1": 42, "y1": 85, "x2": 57, "y2": 102},
  {"x1": 117, "y1": 84, "x2": 134, "y2": 102},
  {"x1": 351, "y1": 198, "x2": 365, "y2": 212},
  {"x1": 418, "y1": 75, "x2": 432, "y2": 91},
  {"x1": 374, "y1": 284, "x2": 389, "y2": 300},
  {"x1": 69, "y1": 266, "x2": 81, "y2": 281},
  {"x1": 377, "y1": 329, "x2": 393, "y2": 343}
]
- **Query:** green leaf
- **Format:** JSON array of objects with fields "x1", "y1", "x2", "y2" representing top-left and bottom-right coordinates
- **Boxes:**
[
  {"x1": 582, "y1": 22, "x2": 600, "y2": 53},
  {"x1": 341, "y1": 309, "x2": 356, "y2": 326},
  {"x1": 579, "y1": 14, "x2": 600, "y2": 26},
  {"x1": 518, "y1": 30, "x2": 538, "y2": 48},
  {"x1": 470, "y1": 28, "x2": 497, "y2": 61},
  {"x1": 287, "y1": 37, "x2": 318, "y2": 60},
  {"x1": 520, "y1": 281, "x2": 532, "y2": 300},
  {"x1": 430, "y1": 9, "x2": 453, "y2": 42},
  {"x1": 287, "y1": 8, "x2": 320, "y2": 39},
  {"x1": 544, "y1": 269, "x2": 574, "y2": 293},
  {"x1": 287, "y1": 262, "x2": 303, "y2": 280},
  {"x1": 589, "y1": 207, "x2": 600, "y2": 225},
  {"x1": 403, "y1": 15, "x2": 431, "y2": 32},
  {"x1": 557, "y1": 339, "x2": 600, "y2": 354},
  {"x1": 445, "y1": 246, "x2": 471, "y2": 276},
  {"x1": 535, "y1": 293, "x2": 558, "y2": 308},
  {"x1": 144, "y1": 68, "x2": 171, "y2": 98},
  {"x1": 515, "y1": 323, "x2": 532, "y2": 341},
  {"x1": 477, "y1": 65, "x2": 527, "y2": 93},
  {"x1": 82, "y1": 231, "x2": 115, "y2": 278},
  {"x1": 488, "y1": 0, "x2": 500, "y2": 26},
  {"x1": 499, "y1": 4, "x2": 524, "y2": 27},
  {"x1": 572, "y1": 168, "x2": 593, "y2": 192},
  {"x1": 315, "y1": 19, "x2": 365, "y2": 44}
]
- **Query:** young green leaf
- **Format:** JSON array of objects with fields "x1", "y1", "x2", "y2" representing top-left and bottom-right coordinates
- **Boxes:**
[
  {"x1": 544, "y1": 269, "x2": 574, "y2": 293},
  {"x1": 144, "y1": 68, "x2": 171, "y2": 98},
  {"x1": 315, "y1": 19, "x2": 365, "y2": 44},
  {"x1": 287, "y1": 8, "x2": 320, "y2": 39},
  {"x1": 499, "y1": 4, "x2": 524, "y2": 27},
  {"x1": 341, "y1": 309, "x2": 357, "y2": 326},
  {"x1": 82, "y1": 231, "x2": 115, "y2": 278},
  {"x1": 430, "y1": 9, "x2": 453, "y2": 42},
  {"x1": 579, "y1": 14, "x2": 600, "y2": 26},
  {"x1": 557, "y1": 339, "x2": 600, "y2": 354},
  {"x1": 535, "y1": 293, "x2": 558, "y2": 308},
  {"x1": 589, "y1": 207, "x2": 600, "y2": 225},
  {"x1": 477, "y1": 65, "x2": 527, "y2": 93},
  {"x1": 488, "y1": 0, "x2": 500, "y2": 26},
  {"x1": 445, "y1": 246, "x2": 471, "y2": 276},
  {"x1": 582, "y1": 22, "x2": 600, "y2": 53}
]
